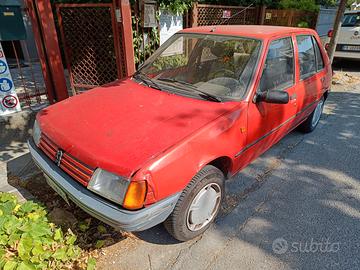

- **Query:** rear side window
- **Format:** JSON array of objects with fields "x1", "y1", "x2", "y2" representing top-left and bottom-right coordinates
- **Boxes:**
[
  {"x1": 312, "y1": 36, "x2": 324, "y2": 71},
  {"x1": 297, "y1": 35, "x2": 316, "y2": 80},
  {"x1": 259, "y1": 37, "x2": 294, "y2": 92}
]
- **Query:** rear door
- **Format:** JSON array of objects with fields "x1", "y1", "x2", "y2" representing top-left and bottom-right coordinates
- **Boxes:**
[{"x1": 294, "y1": 34, "x2": 326, "y2": 124}]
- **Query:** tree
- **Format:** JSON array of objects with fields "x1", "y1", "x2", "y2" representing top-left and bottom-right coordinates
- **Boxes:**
[{"x1": 279, "y1": 0, "x2": 320, "y2": 12}]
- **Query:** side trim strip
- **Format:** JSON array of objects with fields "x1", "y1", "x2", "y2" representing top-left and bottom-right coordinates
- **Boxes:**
[{"x1": 235, "y1": 99, "x2": 318, "y2": 158}]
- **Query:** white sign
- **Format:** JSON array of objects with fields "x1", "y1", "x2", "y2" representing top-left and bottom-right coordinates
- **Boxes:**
[
  {"x1": 0, "y1": 42, "x2": 21, "y2": 116},
  {"x1": 160, "y1": 10, "x2": 183, "y2": 46}
]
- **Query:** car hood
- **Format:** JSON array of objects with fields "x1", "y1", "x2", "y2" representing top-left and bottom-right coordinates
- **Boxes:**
[{"x1": 37, "y1": 79, "x2": 239, "y2": 177}]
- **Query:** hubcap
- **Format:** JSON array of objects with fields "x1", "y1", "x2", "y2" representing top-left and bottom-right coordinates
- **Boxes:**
[
  {"x1": 186, "y1": 183, "x2": 222, "y2": 231},
  {"x1": 311, "y1": 100, "x2": 324, "y2": 128}
]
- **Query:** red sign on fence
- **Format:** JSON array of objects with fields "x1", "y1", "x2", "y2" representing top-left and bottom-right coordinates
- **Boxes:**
[
  {"x1": 2, "y1": 95, "x2": 18, "y2": 109},
  {"x1": 222, "y1": 10, "x2": 231, "y2": 19}
]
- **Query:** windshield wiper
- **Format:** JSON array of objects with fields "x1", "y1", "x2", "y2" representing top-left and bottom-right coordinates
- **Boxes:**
[
  {"x1": 133, "y1": 72, "x2": 162, "y2": 91},
  {"x1": 157, "y1": 78, "x2": 222, "y2": 102}
]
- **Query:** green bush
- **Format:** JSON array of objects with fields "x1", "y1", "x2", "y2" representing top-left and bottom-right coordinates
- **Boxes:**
[
  {"x1": 297, "y1": 21, "x2": 310, "y2": 28},
  {"x1": 0, "y1": 193, "x2": 95, "y2": 270},
  {"x1": 153, "y1": 54, "x2": 188, "y2": 71},
  {"x1": 279, "y1": 0, "x2": 319, "y2": 12}
]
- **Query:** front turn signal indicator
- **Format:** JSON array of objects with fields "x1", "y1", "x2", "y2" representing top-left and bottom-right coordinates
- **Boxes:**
[{"x1": 123, "y1": 181, "x2": 147, "y2": 210}]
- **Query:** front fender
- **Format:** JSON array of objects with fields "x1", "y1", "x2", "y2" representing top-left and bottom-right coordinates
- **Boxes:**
[{"x1": 136, "y1": 104, "x2": 248, "y2": 204}]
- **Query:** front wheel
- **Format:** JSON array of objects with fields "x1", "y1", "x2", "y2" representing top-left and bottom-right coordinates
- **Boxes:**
[
  {"x1": 298, "y1": 97, "x2": 325, "y2": 133},
  {"x1": 164, "y1": 165, "x2": 224, "y2": 241}
]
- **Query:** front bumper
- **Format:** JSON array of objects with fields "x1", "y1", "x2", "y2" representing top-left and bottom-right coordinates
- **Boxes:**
[{"x1": 28, "y1": 139, "x2": 180, "y2": 231}]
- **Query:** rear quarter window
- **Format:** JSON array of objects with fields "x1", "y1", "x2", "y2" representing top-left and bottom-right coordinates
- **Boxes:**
[
  {"x1": 312, "y1": 36, "x2": 324, "y2": 71},
  {"x1": 296, "y1": 35, "x2": 317, "y2": 80}
]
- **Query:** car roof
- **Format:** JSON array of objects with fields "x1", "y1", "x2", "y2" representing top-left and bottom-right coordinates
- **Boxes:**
[{"x1": 180, "y1": 25, "x2": 316, "y2": 39}]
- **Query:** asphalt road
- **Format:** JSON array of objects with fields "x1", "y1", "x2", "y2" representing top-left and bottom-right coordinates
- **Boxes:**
[{"x1": 98, "y1": 67, "x2": 360, "y2": 270}]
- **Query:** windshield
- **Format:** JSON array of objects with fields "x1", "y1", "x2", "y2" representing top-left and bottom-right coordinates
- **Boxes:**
[
  {"x1": 342, "y1": 13, "x2": 360, "y2": 27},
  {"x1": 135, "y1": 33, "x2": 261, "y2": 101}
]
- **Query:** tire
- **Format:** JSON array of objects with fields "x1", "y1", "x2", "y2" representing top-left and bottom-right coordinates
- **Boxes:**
[
  {"x1": 298, "y1": 97, "x2": 325, "y2": 133},
  {"x1": 164, "y1": 165, "x2": 224, "y2": 241}
]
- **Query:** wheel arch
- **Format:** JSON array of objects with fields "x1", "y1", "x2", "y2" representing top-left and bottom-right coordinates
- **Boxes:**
[
  {"x1": 207, "y1": 156, "x2": 233, "y2": 179},
  {"x1": 323, "y1": 90, "x2": 329, "y2": 101}
]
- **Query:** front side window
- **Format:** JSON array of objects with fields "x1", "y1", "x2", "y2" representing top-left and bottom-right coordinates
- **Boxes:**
[
  {"x1": 297, "y1": 35, "x2": 316, "y2": 80},
  {"x1": 259, "y1": 37, "x2": 294, "y2": 92},
  {"x1": 136, "y1": 33, "x2": 261, "y2": 100}
]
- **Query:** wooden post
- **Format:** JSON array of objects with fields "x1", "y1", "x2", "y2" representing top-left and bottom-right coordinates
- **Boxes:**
[
  {"x1": 191, "y1": 2, "x2": 198, "y2": 27},
  {"x1": 258, "y1": 5, "x2": 266, "y2": 25},
  {"x1": 116, "y1": 0, "x2": 135, "y2": 76},
  {"x1": 25, "y1": 0, "x2": 55, "y2": 103},
  {"x1": 327, "y1": 0, "x2": 347, "y2": 63},
  {"x1": 287, "y1": 9, "x2": 294, "y2": 27},
  {"x1": 33, "y1": 0, "x2": 68, "y2": 102}
]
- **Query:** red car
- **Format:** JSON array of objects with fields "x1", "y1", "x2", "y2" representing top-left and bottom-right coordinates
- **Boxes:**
[{"x1": 29, "y1": 26, "x2": 332, "y2": 241}]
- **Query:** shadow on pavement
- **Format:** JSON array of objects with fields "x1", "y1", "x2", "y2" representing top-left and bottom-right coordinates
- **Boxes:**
[
  {"x1": 208, "y1": 89, "x2": 360, "y2": 269},
  {"x1": 332, "y1": 59, "x2": 360, "y2": 73}
]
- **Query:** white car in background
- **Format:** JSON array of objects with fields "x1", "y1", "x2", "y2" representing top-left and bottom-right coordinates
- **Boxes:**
[{"x1": 326, "y1": 10, "x2": 360, "y2": 60}]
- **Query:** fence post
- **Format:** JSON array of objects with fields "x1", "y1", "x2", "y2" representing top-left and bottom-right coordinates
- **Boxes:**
[
  {"x1": 257, "y1": 5, "x2": 266, "y2": 25},
  {"x1": 116, "y1": 0, "x2": 135, "y2": 76},
  {"x1": 191, "y1": 2, "x2": 198, "y2": 27},
  {"x1": 25, "y1": 0, "x2": 55, "y2": 104},
  {"x1": 287, "y1": 9, "x2": 295, "y2": 26},
  {"x1": 33, "y1": 0, "x2": 68, "y2": 102}
]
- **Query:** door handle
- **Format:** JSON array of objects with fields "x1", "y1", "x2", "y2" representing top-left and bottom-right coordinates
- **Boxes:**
[
  {"x1": 290, "y1": 93, "x2": 297, "y2": 107},
  {"x1": 290, "y1": 93, "x2": 297, "y2": 101}
]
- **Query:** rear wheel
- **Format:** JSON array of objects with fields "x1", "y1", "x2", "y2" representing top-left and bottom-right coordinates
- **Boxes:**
[
  {"x1": 164, "y1": 165, "x2": 224, "y2": 241},
  {"x1": 298, "y1": 97, "x2": 325, "y2": 133}
]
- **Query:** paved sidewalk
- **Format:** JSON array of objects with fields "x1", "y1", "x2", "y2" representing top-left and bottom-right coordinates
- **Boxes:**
[{"x1": 0, "y1": 110, "x2": 37, "y2": 201}]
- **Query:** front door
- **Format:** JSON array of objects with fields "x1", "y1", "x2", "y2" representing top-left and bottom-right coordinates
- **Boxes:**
[{"x1": 239, "y1": 36, "x2": 298, "y2": 165}]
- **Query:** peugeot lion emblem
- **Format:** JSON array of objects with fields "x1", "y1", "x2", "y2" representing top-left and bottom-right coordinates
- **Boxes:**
[{"x1": 55, "y1": 150, "x2": 63, "y2": 167}]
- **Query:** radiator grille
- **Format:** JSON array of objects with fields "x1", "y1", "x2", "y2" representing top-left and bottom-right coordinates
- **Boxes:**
[{"x1": 38, "y1": 134, "x2": 95, "y2": 186}]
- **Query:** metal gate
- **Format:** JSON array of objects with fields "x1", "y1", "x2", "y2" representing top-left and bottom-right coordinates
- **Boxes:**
[
  {"x1": 3, "y1": 40, "x2": 48, "y2": 108},
  {"x1": 56, "y1": 3, "x2": 124, "y2": 94},
  {"x1": 1, "y1": 3, "x2": 50, "y2": 109}
]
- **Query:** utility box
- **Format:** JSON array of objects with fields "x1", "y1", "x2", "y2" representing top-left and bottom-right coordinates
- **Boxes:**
[{"x1": 0, "y1": 0, "x2": 26, "y2": 41}]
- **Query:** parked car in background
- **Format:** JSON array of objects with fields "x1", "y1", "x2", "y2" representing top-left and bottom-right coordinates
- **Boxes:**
[
  {"x1": 326, "y1": 10, "x2": 360, "y2": 60},
  {"x1": 29, "y1": 25, "x2": 332, "y2": 241}
]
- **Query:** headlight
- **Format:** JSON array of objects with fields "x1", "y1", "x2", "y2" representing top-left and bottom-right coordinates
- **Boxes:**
[
  {"x1": 32, "y1": 120, "x2": 41, "y2": 146},
  {"x1": 88, "y1": 169, "x2": 130, "y2": 205}
]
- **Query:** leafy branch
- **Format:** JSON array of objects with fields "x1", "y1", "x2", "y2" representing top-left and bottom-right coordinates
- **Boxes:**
[{"x1": 0, "y1": 193, "x2": 95, "y2": 270}]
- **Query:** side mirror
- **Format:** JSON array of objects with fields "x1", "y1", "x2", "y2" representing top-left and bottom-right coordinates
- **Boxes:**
[{"x1": 256, "y1": 90, "x2": 289, "y2": 104}]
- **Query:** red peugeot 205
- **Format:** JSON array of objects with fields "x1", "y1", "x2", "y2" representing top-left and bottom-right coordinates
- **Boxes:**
[{"x1": 29, "y1": 26, "x2": 332, "y2": 241}]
